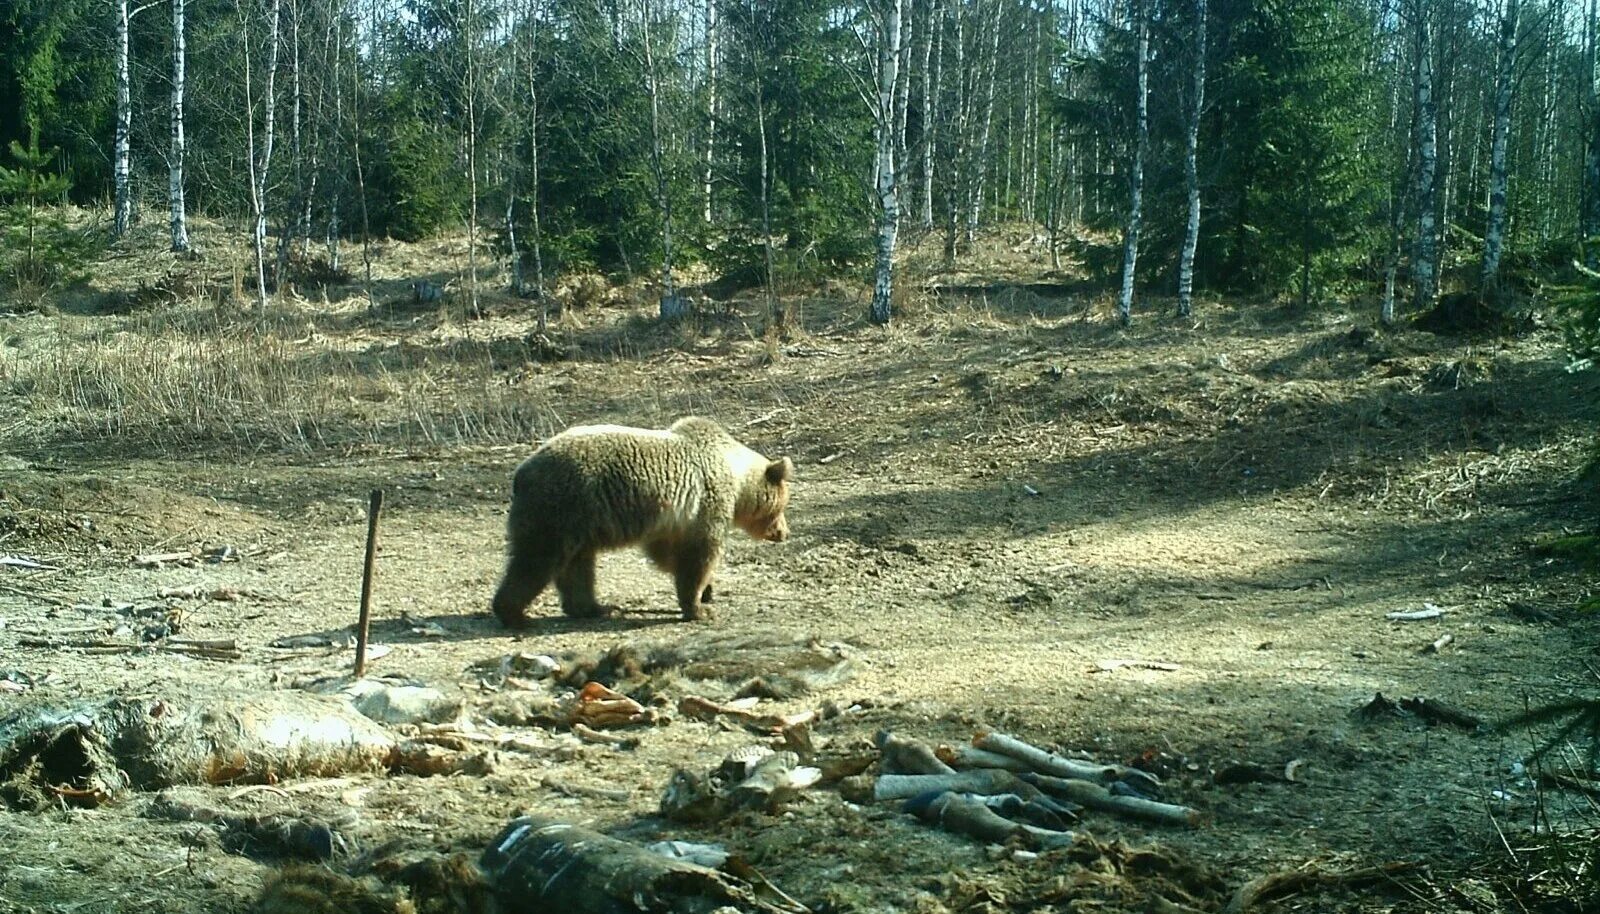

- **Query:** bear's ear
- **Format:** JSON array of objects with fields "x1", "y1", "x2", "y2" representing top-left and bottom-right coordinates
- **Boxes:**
[{"x1": 765, "y1": 457, "x2": 793, "y2": 484}]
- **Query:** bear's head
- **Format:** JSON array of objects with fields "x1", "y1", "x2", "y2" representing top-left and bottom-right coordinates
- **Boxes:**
[{"x1": 737, "y1": 457, "x2": 793, "y2": 543}]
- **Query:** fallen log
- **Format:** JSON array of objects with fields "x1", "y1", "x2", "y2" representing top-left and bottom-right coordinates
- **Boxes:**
[
  {"x1": 1017, "y1": 772, "x2": 1201, "y2": 827},
  {"x1": 904, "y1": 791, "x2": 1076, "y2": 850},
  {"x1": 936, "y1": 745, "x2": 1036, "y2": 773},
  {"x1": 974, "y1": 729, "x2": 1161, "y2": 792},
  {"x1": 876, "y1": 731, "x2": 956, "y2": 775},
  {"x1": 873, "y1": 769, "x2": 1045, "y2": 803}
]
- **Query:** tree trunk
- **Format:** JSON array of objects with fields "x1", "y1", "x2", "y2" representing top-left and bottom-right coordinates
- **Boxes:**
[
  {"x1": 703, "y1": 0, "x2": 717, "y2": 224},
  {"x1": 869, "y1": 0, "x2": 904, "y2": 325},
  {"x1": 943, "y1": 0, "x2": 966, "y2": 266},
  {"x1": 325, "y1": 5, "x2": 342, "y2": 272},
  {"x1": 921, "y1": 0, "x2": 938, "y2": 230},
  {"x1": 1412, "y1": 5, "x2": 1439, "y2": 312},
  {"x1": 169, "y1": 0, "x2": 190, "y2": 252},
  {"x1": 276, "y1": 0, "x2": 302, "y2": 285},
  {"x1": 756, "y1": 67, "x2": 779, "y2": 332},
  {"x1": 894, "y1": 0, "x2": 914, "y2": 186},
  {"x1": 1585, "y1": 0, "x2": 1600, "y2": 266},
  {"x1": 966, "y1": 0, "x2": 1001, "y2": 243},
  {"x1": 1481, "y1": 0, "x2": 1518, "y2": 288},
  {"x1": 465, "y1": 0, "x2": 481, "y2": 318},
  {"x1": 1176, "y1": 0, "x2": 1205, "y2": 317},
  {"x1": 1115, "y1": 5, "x2": 1148, "y2": 327},
  {"x1": 114, "y1": 0, "x2": 133, "y2": 240},
  {"x1": 350, "y1": 4, "x2": 373, "y2": 300},
  {"x1": 527, "y1": 0, "x2": 547, "y2": 328},
  {"x1": 244, "y1": 0, "x2": 283, "y2": 314},
  {"x1": 641, "y1": 0, "x2": 680, "y2": 319}
]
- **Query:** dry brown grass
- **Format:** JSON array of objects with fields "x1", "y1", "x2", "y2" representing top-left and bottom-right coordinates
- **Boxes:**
[{"x1": 0, "y1": 303, "x2": 563, "y2": 455}]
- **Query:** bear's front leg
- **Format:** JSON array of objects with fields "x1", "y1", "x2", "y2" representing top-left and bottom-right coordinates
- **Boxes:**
[
  {"x1": 673, "y1": 541, "x2": 720, "y2": 621},
  {"x1": 556, "y1": 551, "x2": 615, "y2": 619}
]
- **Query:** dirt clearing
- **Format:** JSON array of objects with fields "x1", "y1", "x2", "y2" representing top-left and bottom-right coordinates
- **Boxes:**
[{"x1": 1, "y1": 231, "x2": 1597, "y2": 913}]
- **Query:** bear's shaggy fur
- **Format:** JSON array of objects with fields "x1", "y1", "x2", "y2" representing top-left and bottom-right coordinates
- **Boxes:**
[{"x1": 491, "y1": 417, "x2": 792, "y2": 626}]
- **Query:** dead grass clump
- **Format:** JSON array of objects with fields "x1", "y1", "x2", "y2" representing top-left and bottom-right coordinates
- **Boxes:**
[{"x1": 0, "y1": 311, "x2": 563, "y2": 454}]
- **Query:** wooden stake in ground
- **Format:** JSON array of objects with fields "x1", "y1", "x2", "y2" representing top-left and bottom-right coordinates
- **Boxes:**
[{"x1": 354, "y1": 489, "x2": 383, "y2": 678}]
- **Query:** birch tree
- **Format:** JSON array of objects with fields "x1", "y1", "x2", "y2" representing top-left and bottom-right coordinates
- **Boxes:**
[
  {"x1": 113, "y1": 0, "x2": 133, "y2": 239},
  {"x1": 1176, "y1": 0, "x2": 1205, "y2": 318},
  {"x1": 464, "y1": 0, "x2": 480, "y2": 317},
  {"x1": 921, "y1": 0, "x2": 938, "y2": 229},
  {"x1": 966, "y1": 0, "x2": 1000, "y2": 242},
  {"x1": 169, "y1": 0, "x2": 190, "y2": 251},
  {"x1": 943, "y1": 0, "x2": 967, "y2": 265},
  {"x1": 275, "y1": 0, "x2": 302, "y2": 283},
  {"x1": 1412, "y1": 2, "x2": 1439, "y2": 310},
  {"x1": 703, "y1": 0, "x2": 717, "y2": 224},
  {"x1": 869, "y1": 0, "x2": 904, "y2": 325},
  {"x1": 1481, "y1": 0, "x2": 1517, "y2": 288},
  {"x1": 638, "y1": 0, "x2": 682, "y2": 319},
  {"x1": 242, "y1": 0, "x2": 284, "y2": 313},
  {"x1": 1115, "y1": 3, "x2": 1148, "y2": 327},
  {"x1": 1585, "y1": 0, "x2": 1600, "y2": 266}
]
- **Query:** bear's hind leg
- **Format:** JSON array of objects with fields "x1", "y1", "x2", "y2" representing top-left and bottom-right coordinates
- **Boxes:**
[
  {"x1": 491, "y1": 546, "x2": 559, "y2": 628},
  {"x1": 556, "y1": 550, "x2": 614, "y2": 619}
]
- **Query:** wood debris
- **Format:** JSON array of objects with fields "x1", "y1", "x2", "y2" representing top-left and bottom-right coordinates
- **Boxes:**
[
  {"x1": 677, "y1": 695, "x2": 817, "y2": 734},
  {"x1": 1094, "y1": 658, "x2": 1181, "y2": 673},
  {"x1": 1386, "y1": 603, "x2": 1449, "y2": 621}
]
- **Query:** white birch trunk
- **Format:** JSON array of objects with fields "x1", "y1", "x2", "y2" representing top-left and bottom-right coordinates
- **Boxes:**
[
  {"x1": 703, "y1": 0, "x2": 717, "y2": 224},
  {"x1": 894, "y1": 0, "x2": 913, "y2": 183},
  {"x1": 465, "y1": 0, "x2": 481, "y2": 317},
  {"x1": 1023, "y1": 10, "x2": 1039, "y2": 221},
  {"x1": 1176, "y1": 0, "x2": 1205, "y2": 317},
  {"x1": 1412, "y1": 8, "x2": 1439, "y2": 311},
  {"x1": 1481, "y1": 0, "x2": 1517, "y2": 287},
  {"x1": 869, "y1": 0, "x2": 903, "y2": 325},
  {"x1": 640, "y1": 0, "x2": 680, "y2": 318},
  {"x1": 943, "y1": 0, "x2": 966, "y2": 264},
  {"x1": 169, "y1": 0, "x2": 190, "y2": 251},
  {"x1": 1580, "y1": 0, "x2": 1593, "y2": 264},
  {"x1": 921, "y1": 0, "x2": 938, "y2": 230},
  {"x1": 1115, "y1": 5, "x2": 1147, "y2": 327},
  {"x1": 1381, "y1": 61, "x2": 1412, "y2": 327},
  {"x1": 276, "y1": 0, "x2": 302, "y2": 283},
  {"x1": 114, "y1": 0, "x2": 133, "y2": 239},
  {"x1": 248, "y1": 0, "x2": 283, "y2": 313},
  {"x1": 756, "y1": 68, "x2": 778, "y2": 329},
  {"x1": 966, "y1": 0, "x2": 1000, "y2": 242}
]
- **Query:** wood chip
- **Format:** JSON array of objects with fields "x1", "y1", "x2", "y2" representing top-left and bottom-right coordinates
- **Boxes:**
[
  {"x1": 1386, "y1": 604, "x2": 1448, "y2": 621},
  {"x1": 1, "y1": 556, "x2": 59, "y2": 571},
  {"x1": 1093, "y1": 659, "x2": 1181, "y2": 673}
]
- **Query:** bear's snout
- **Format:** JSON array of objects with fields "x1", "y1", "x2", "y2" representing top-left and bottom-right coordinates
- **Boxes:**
[{"x1": 766, "y1": 517, "x2": 789, "y2": 542}]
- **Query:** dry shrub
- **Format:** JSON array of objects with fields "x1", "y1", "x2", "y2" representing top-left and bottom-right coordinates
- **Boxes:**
[
  {"x1": 100, "y1": 266, "x2": 213, "y2": 314},
  {"x1": 279, "y1": 249, "x2": 352, "y2": 291}
]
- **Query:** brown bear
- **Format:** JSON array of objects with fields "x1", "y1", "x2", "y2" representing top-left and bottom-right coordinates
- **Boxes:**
[{"x1": 490, "y1": 417, "x2": 792, "y2": 627}]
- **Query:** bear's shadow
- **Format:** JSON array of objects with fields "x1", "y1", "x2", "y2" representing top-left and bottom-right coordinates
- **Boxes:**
[{"x1": 270, "y1": 608, "x2": 686, "y2": 648}]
